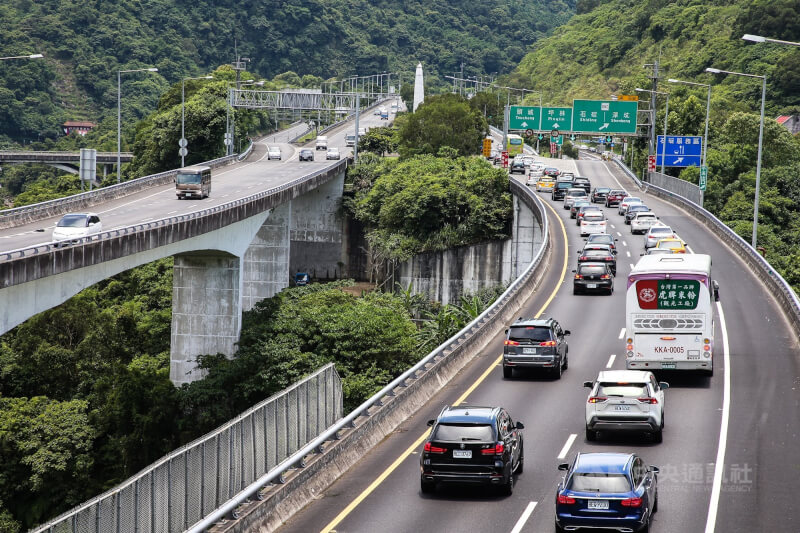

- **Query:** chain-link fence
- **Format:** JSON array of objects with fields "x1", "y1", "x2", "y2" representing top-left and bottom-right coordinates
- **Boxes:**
[{"x1": 32, "y1": 364, "x2": 342, "y2": 533}]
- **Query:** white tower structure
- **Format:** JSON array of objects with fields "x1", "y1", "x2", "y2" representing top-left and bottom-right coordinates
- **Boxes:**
[{"x1": 413, "y1": 62, "x2": 424, "y2": 112}]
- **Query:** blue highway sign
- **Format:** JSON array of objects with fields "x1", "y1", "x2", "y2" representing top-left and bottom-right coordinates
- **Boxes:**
[{"x1": 656, "y1": 135, "x2": 702, "y2": 167}]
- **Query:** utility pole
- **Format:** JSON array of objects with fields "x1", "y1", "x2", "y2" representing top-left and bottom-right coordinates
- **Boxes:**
[{"x1": 643, "y1": 50, "x2": 661, "y2": 160}]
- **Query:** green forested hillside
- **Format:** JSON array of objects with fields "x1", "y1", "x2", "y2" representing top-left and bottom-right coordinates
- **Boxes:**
[
  {"x1": 0, "y1": 0, "x2": 574, "y2": 146},
  {"x1": 506, "y1": 0, "x2": 800, "y2": 292}
]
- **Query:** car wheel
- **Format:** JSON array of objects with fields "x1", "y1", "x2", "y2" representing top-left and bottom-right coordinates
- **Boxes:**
[
  {"x1": 586, "y1": 428, "x2": 597, "y2": 441},
  {"x1": 516, "y1": 442, "x2": 524, "y2": 474},
  {"x1": 653, "y1": 489, "x2": 659, "y2": 513},
  {"x1": 608, "y1": 286, "x2": 614, "y2": 296},
  {"x1": 555, "y1": 520, "x2": 566, "y2": 533},
  {"x1": 553, "y1": 359, "x2": 563, "y2": 379},
  {"x1": 499, "y1": 469, "x2": 514, "y2": 496},
  {"x1": 503, "y1": 365, "x2": 513, "y2": 379},
  {"x1": 420, "y1": 478, "x2": 435, "y2": 494},
  {"x1": 562, "y1": 351, "x2": 569, "y2": 370},
  {"x1": 573, "y1": 287, "x2": 581, "y2": 295},
  {"x1": 652, "y1": 428, "x2": 663, "y2": 443}
]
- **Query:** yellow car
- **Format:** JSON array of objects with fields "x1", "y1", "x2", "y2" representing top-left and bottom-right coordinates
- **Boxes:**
[
  {"x1": 654, "y1": 237, "x2": 687, "y2": 254},
  {"x1": 536, "y1": 176, "x2": 556, "y2": 192}
]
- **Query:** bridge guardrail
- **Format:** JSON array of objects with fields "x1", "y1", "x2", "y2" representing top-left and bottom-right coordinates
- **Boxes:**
[
  {"x1": 0, "y1": 154, "x2": 238, "y2": 230},
  {"x1": 31, "y1": 364, "x2": 342, "y2": 533},
  {"x1": 610, "y1": 156, "x2": 800, "y2": 335},
  {"x1": 187, "y1": 177, "x2": 552, "y2": 531}
]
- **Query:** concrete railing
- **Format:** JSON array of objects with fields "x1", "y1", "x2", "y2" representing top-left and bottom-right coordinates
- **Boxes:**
[
  {"x1": 611, "y1": 157, "x2": 800, "y2": 335},
  {"x1": 0, "y1": 154, "x2": 238, "y2": 230},
  {"x1": 192, "y1": 178, "x2": 553, "y2": 532},
  {"x1": 31, "y1": 364, "x2": 342, "y2": 533}
]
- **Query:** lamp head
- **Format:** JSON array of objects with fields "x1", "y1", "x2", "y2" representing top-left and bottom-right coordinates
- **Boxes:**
[
  {"x1": 29, "y1": 54, "x2": 44, "y2": 59},
  {"x1": 742, "y1": 34, "x2": 766, "y2": 43},
  {"x1": 147, "y1": 68, "x2": 158, "y2": 72},
  {"x1": 705, "y1": 68, "x2": 722, "y2": 74}
]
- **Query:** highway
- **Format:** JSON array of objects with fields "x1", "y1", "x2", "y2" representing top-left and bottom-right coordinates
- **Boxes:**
[
  {"x1": 0, "y1": 106, "x2": 396, "y2": 253},
  {"x1": 276, "y1": 154, "x2": 800, "y2": 532}
]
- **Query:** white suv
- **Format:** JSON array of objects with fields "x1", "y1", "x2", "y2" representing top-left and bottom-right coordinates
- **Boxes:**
[
  {"x1": 584, "y1": 370, "x2": 669, "y2": 443},
  {"x1": 267, "y1": 146, "x2": 282, "y2": 160}
]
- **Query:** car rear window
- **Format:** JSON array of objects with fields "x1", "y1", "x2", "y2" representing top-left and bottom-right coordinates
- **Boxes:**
[
  {"x1": 433, "y1": 424, "x2": 495, "y2": 442},
  {"x1": 658, "y1": 241, "x2": 683, "y2": 249},
  {"x1": 584, "y1": 213, "x2": 604, "y2": 221},
  {"x1": 579, "y1": 265, "x2": 607, "y2": 275},
  {"x1": 650, "y1": 227, "x2": 672, "y2": 235},
  {"x1": 597, "y1": 383, "x2": 648, "y2": 397},
  {"x1": 569, "y1": 473, "x2": 632, "y2": 493},
  {"x1": 509, "y1": 325, "x2": 553, "y2": 342}
]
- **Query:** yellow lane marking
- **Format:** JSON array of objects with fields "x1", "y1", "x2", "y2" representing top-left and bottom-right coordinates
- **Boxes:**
[{"x1": 319, "y1": 196, "x2": 570, "y2": 533}]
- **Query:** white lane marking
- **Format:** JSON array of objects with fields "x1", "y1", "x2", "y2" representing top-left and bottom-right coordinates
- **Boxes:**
[
  {"x1": 557, "y1": 434, "x2": 578, "y2": 460},
  {"x1": 167, "y1": 210, "x2": 177, "y2": 215},
  {"x1": 96, "y1": 187, "x2": 169, "y2": 215},
  {"x1": 610, "y1": 224, "x2": 616, "y2": 229},
  {"x1": 687, "y1": 245, "x2": 695, "y2": 253},
  {"x1": 606, "y1": 354, "x2": 616, "y2": 368},
  {"x1": 629, "y1": 263, "x2": 635, "y2": 269},
  {"x1": 626, "y1": 251, "x2": 631, "y2": 258},
  {"x1": 600, "y1": 161, "x2": 628, "y2": 191},
  {"x1": 622, "y1": 241, "x2": 628, "y2": 247},
  {"x1": 618, "y1": 328, "x2": 625, "y2": 339},
  {"x1": 510, "y1": 502, "x2": 538, "y2": 533},
  {"x1": 705, "y1": 302, "x2": 731, "y2": 533},
  {"x1": 616, "y1": 231, "x2": 622, "y2": 237},
  {"x1": 221, "y1": 194, "x2": 229, "y2": 198}
]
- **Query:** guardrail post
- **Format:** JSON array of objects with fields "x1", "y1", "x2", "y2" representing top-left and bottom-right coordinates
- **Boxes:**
[
  {"x1": 167, "y1": 459, "x2": 172, "y2": 529},
  {"x1": 184, "y1": 452, "x2": 189, "y2": 530},
  {"x1": 200, "y1": 441, "x2": 205, "y2": 515},
  {"x1": 95, "y1": 501, "x2": 100, "y2": 533},
  {"x1": 134, "y1": 479, "x2": 139, "y2": 533}
]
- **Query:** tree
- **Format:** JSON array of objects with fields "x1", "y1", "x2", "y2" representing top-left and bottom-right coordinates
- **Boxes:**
[
  {"x1": 396, "y1": 94, "x2": 488, "y2": 158},
  {"x1": 357, "y1": 127, "x2": 397, "y2": 156}
]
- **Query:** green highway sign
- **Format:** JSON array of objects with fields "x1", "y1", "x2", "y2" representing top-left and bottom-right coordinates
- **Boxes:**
[
  {"x1": 509, "y1": 106, "x2": 541, "y2": 130},
  {"x1": 541, "y1": 107, "x2": 573, "y2": 131},
  {"x1": 550, "y1": 135, "x2": 564, "y2": 146},
  {"x1": 572, "y1": 100, "x2": 638, "y2": 134},
  {"x1": 699, "y1": 165, "x2": 708, "y2": 191}
]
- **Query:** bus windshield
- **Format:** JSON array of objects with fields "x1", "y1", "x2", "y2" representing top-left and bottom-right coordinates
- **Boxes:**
[{"x1": 176, "y1": 172, "x2": 202, "y2": 185}]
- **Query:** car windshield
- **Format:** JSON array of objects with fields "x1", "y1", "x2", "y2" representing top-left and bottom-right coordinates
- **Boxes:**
[
  {"x1": 598, "y1": 382, "x2": 648, "y2": 397},
  {"x1": 56, "y1": 215, "x2": 88, "y2": 228},
  {"x1": 509, "y1": 325, "x2": 552, "y2": 342},
  {"x1": 588, "y1": 236, "x2": 613, "y2": 245},
  {"x1": 433, "y1": 424, "x2": 495, "y2": 442},
  {"x1": 569, "y1": 472, "x2": 632, "y2": 493},
  {"x1": 650, "y1": 227, "x2": 672, "y2": 235},
  {"x1": 568, "y1": 190, "x2": 587, "y2": 197},
  {"x1": 176, "y1": 172, "x2": 202, "y2": 184},
  {"x1": 623, "y1": 197, "x2": 641, "y2": 203}
]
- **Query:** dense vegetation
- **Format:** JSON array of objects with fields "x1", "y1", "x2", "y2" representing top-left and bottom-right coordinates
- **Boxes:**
[
  {"x1": 505, "y1": 0, "x2": 800, "y2": 293},
  {"x1": 0, "y1": 0, "x2": 574, "y2": 148}
]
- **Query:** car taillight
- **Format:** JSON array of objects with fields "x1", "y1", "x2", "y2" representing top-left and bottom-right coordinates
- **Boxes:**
[
  {"x1": 504, "y1": 340, "x2": 520, "y2": 346},
  {"x1": 621, "y1": 497, "x2": 643, "y2": 507},
  {"x1": 481, "y1": 443, "x2": 505, "y2": 455},
  {"x1": 540, "y1": 340, "x2": 557, "y2": 347},
  {"x1": 580, "y1": 256, "x2": 588, "y2": 261},
  {"x1": 606, "y1": 256, "x2": 613, "y2": 261},
  {"x1": 588, "y1": 397, "x2": 607, "y2": 403},
  {"x1": 558, "y1": 494, "x2": 576, "y2": 504},
  {"x1": 600, "y1": 274, "x2": 611, "y2": 279},
  {"x1": 638, "y1": 397, "x2": 658, "y2": 404},
  {"x1": 575, "y1": 274, "x2": 583, "y2": 279},
  {"x1": 424, "y1": 442, "x2": 446, "y2": 454}
]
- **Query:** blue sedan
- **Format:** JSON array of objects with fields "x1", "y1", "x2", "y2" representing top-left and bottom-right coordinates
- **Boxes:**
[{"x1": 555, "y1": 452, "x2": 658, "y2": 532}]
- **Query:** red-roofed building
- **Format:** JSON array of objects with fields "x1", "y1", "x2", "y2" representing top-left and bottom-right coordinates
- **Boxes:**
[
  {"x1": 62, "y1": 121, "x2": 96, "y2": 136},
  {"x1": 776, "y1": 115, "x2": 800, "y2": 135}
]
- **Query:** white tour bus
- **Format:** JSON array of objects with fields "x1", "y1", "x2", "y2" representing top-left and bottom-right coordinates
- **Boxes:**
[{"x1": 625, "y1": 254, "x2": 718, "y2": 375}]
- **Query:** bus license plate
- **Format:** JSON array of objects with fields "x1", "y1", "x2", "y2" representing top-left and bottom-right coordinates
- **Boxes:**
[
  {"x1": 453, "y1": 450, "x2": 472, "y2": 459},
  {"x1": 662, "y1": 362, "x2": 677, "y2": 369},
  {"x1": 588, "y1": 500, "x2": 609, "y2": 510},
  {"x1": 523, "y1": 348, "x2": 537, "y2": 354}
]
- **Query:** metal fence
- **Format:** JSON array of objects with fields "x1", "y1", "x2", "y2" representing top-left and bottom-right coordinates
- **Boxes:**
[
  {"x1": 32, "y1": 364, "x2": 342, "y2": 533},
  {"x1": 648, "y1": 171, "x2": 703, "y2": 206}
]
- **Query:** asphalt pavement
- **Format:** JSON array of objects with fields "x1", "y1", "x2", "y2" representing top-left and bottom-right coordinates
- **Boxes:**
[{"x1": 275, "y1": 154, "x2": 800, "y2": 533}]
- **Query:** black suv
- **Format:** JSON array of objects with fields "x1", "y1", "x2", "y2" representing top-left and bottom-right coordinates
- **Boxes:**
[
  {"x1": 572, "y1": 176, "x2": 591, "y2": 193},
  {"x1": 420, "y1": 405, "x2": 524, "y2": 495},
  {"x1": 510, "y1": 159, "x2": 526, "y2": 174},
  {"x1": 503, "y1": 318, "x2": 570, "y2": 378}
]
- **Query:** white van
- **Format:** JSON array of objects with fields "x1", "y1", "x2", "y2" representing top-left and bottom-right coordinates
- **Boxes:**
[{"x1": 315, "y1": 136, "x2": 328, "y2": 151}]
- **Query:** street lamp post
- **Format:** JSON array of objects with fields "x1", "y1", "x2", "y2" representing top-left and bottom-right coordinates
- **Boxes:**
[
  {"x1": 742, "y1": 34, "x2": 800, "y2": 47},
  {"x1": 635, "y1": 88, "x2": 670, "y2": 176},
  {"x1": 0, "y1": 53, "x2": 43, "y2": 61},
  {"x1": 118, "y1": 67, "x2": 158, "y2": 183},
  {"x1": 706, "y1": 67, "x2": 767, "y2": 249},
  {"x1": 181, "y1": 75, "x2": 213, "y2": 168}
]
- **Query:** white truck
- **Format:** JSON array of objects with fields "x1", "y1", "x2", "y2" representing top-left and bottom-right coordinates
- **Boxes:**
[{"x1": 315, "y1": 135, "x2": 328, "y2": 151}]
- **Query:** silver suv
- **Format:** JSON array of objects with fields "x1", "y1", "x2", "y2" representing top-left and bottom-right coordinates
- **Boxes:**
[
  {"x1": 584, "y1": 370, "x2": 669, "y2": 443},
  {"x1": 563, "y1": 188, "x2": 588, "y2": 210},
  {"x1": 503, "y1": 318, "x2": 570, "y2": 379}
]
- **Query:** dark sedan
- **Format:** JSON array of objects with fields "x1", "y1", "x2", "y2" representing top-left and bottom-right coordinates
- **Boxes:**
[
  {"x1": 570, "y1": 200, "x2": 592, "y2": 219},
  {"x1": 624, "y1": 204, "x2": 651, "y2": 224},
  {"x1": 299, "y1": 148, "x2": 314, "y2": 162},
  {"x1": 544, "y1": 167, "x2": 561, "y2": 178},
  {"x1": 591, "y1": 186, "x2": 611, "y2": 203},
  {"x1": 576, "y1": 204, "x2": 602, "y2": 225},
  {"x1": 578, "y1": 244, "x2": 617, "y2": 275},
  {"x1": 573, "y1": 262, "x2": 613, "y2": 295}
]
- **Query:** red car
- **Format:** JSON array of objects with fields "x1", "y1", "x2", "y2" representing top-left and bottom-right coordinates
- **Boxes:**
[{"x1": 605, "y1": 189, "x2": 627, "y2": 207}]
